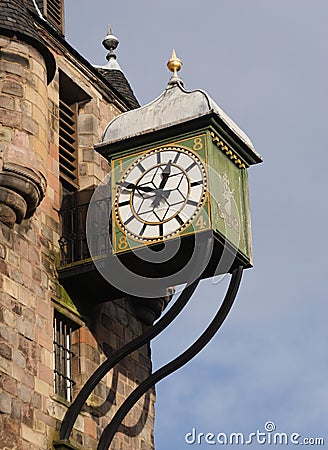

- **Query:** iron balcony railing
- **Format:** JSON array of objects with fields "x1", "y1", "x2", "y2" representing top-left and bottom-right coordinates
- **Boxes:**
[{"x1": 59, "y1": 189, "x2": 111, "y2": 266}]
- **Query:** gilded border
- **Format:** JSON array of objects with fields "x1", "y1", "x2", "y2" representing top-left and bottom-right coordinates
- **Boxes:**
[{"x1": 210, "y1": 132, "x2": 246, "y2": 169}]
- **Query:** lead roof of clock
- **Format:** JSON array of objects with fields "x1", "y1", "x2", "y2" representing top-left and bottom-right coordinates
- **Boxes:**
[{"x1": 99, "y1": 73, "x2": 262, "y2": 165}]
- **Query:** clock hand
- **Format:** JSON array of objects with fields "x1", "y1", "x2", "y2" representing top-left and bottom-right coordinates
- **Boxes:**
[
  {"x1": 158, "y1": 160, "x2": 172, "y2": 190},
  {"x1": 116, "y1": 181, "x2": 154, "y2": 193},
  {"x1": 152, "y1": 161, "x2": 172, "y2": 207},
  {"x1": 120, "y1": 189, "x2": 150, "y2": 198},
  {"x1": 131, "y1": 189, "x2": 171, "y2": 202},
  {"x1": 118, "y1": 180, "x2": 173, "y2": 193},
  {"x1": 117, "y1": 181, "x2": 172, "y2": 207},
  {"x1": 151, "y1": 191, "x2": 171, "y2": 208}
]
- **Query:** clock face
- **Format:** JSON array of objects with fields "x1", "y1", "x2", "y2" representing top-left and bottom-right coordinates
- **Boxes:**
[{"x1": 114, "y1": 146, "x2": 207, "y2": 242}]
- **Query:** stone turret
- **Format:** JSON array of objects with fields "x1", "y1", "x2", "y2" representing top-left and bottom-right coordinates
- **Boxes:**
[
  {"x1": 0, "y1": 2, "x2": 157, "y2": 450},
  {"x1": 0, "y1": 0, "x2": 55, "y2": 226}
]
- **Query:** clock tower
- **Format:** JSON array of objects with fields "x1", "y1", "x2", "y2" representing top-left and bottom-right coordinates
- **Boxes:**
[{"x1": 89, "y1": 50, "x2": 262, "y2": 299}]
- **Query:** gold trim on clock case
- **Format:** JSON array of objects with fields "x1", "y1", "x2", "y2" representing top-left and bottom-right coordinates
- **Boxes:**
[{"x1": 210, "y1": 132, "x2": 246, "y2": 169}]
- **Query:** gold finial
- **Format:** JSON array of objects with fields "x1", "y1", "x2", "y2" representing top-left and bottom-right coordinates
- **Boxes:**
[{"x1": 167, "y1": 49, "x2": 183, "y2": 77}]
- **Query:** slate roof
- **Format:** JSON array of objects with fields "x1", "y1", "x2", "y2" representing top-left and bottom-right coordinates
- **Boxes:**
[
  {"x1": 1, "y1": 0, "x2": 139, "y2": 109},
  {"x1": 32, "y1": 0, "x2": 43, "y2": 11},
  {"x1": 0, "y1": 0, "x2": 55, "y2": 84},
  {"x1": 96, "y1": 68, "x2": 139, "y2": 110},
  {"x1": 25, "y1": 0, "x2": 42, "y2": 12}
]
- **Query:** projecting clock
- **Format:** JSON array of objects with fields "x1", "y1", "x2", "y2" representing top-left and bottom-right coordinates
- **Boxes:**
[
  {"x1": 113, "y1": 146, "x2": 207, "y2": 248},
  {"x1": 61, "y1": 52, "x2": 261, "y2": 304}
]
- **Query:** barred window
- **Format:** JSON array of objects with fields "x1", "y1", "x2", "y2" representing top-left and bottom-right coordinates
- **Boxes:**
[{"x1": 53, "y1": 312, "x2": 77, "y2": 402}]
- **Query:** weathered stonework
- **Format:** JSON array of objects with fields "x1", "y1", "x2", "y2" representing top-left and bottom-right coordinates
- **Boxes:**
[
  {"x1": 0, "y1": 38, "x2": 48, "y2": 226},
  {"x1": 0, "y1": 6, "x2": 157, "y2": 450},
  {"x1": 0, "y1": 162, "x2": 46, "y2": 226}
]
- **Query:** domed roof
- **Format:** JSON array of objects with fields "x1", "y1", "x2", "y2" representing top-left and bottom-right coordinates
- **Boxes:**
[
  {"x1": 99, "y1": 51, "x2": 262, "y2": 165},
  {"x1": 102, "y1": 81, "x2": 255, "y2": 152}
]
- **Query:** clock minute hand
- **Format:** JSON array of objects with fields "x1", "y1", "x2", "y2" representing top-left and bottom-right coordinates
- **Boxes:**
[
  {"x1": 152, "y1": 161, "x2": 173, "y2": 208},
  {"x1": 158, "y1": 160, "x2": 172, "y2": 190},
  {"x1": 116, "y1": 181, "x2": 154, "y2": 193}
]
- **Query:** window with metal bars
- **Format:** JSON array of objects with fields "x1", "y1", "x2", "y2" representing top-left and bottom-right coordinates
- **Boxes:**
[
  {"x1": 53, "y1": 312, "x2": 77, "y2": 402},
  {"x1": 44, "y1": 0, "x2": 64, "y2": 33}
]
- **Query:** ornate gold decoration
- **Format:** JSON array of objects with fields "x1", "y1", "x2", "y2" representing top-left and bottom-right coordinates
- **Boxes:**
[
  {"x1": 210, "y1": 132, "x2": 246, "y2": 169},
  {"x1": 167, "y1": 49, "x2": 182, "y2": 77},
  {"x1": 217, "y1": 173, "x2": 239, "y2": 232}
]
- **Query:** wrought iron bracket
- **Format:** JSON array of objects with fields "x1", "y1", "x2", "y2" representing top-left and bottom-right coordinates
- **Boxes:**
[
  {"x1": 58, "y1": 264, "x2": 243, "y2": 449},
  {"x1": 59, "y1": 277, "x2": 201, "y2": 442},
  {"x1": 97, "y1": 266, "x2": 243, "y2": 449}
]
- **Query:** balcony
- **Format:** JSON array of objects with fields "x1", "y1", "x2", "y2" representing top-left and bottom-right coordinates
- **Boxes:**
[
  {"x1": 57, "y1": 188, "x2": 124, "y2": 305},
  {"x1": 59, "y1": 188, "x2": 110, "y2": 266}
]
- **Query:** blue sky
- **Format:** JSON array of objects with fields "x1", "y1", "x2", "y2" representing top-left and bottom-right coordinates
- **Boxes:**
[{"x1": 65, "y1": 1, "x2": 328, "y2": 448}]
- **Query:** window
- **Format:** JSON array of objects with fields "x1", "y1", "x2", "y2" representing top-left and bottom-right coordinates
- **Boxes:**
[
  {"x1": 59, "y1": 97, "x2": 78, "y2": 191},
  {"x1": 43, "y1": 0, "x2": 64, "y2": 33},
  {"x1": 53, "y1": 311, "x2": 77, "y2": 402},
  {"x1": 59, "y1": 71, "x2": 90, "y2": 193}
]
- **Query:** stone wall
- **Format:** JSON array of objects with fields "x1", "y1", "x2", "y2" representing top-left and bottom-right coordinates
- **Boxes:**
[
  {"x1": 0, "y1": 37, "x2": 48, "y2": 173},
  {"x1": 0, "y1": 34, "x2": 156, "y2": 450}
]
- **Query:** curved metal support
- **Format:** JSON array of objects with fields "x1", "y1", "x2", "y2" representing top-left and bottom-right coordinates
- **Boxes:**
[
  {"x1": 59, "y1": 277, "x2": 201, "y2": 441},
  {"x1": 97, "y1": 266, "x2": 243, "y2": 450}
]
